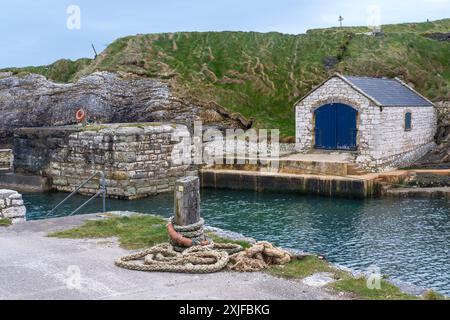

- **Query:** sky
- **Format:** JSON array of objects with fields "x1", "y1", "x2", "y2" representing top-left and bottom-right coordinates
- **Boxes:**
[{"x1": 0, "y1": 0, "x2": 449, "y2": 68}]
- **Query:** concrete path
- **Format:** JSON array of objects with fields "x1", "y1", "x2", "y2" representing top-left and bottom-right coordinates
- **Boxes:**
[
  {"x1": 281, "y1": 152, "x2": 354, "y2": 163},
  {"x1": 0, "y1": 215, "x2": 345, "y2": 300}
]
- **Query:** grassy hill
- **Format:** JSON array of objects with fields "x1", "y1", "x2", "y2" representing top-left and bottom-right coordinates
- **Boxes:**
[
  {"x1": 3, "y1": 18, "x2": 450, "y2": 137},
  {"x1": 3, "y1": 58, "x2": 92, "y2": 83}
]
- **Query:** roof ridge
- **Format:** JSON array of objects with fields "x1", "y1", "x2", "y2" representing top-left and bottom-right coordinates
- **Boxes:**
[
  {"x1": 345, "y1": 75, "x2": 397, "y2": 81},
  {"x1": 294, "y1": 73, "x2": 434, "y2": 108},
  {"x1": 337, "y1": 74, "x2": 383, "y2": 106},
  {"x1": 341, "y1": 74, "x2": 433, "y2": 107}
]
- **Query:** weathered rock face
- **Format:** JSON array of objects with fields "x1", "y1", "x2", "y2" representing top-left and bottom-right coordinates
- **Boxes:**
[
  {"x1": 435, "y1": 101, "x2": 450, "y2": 145},
  {"x1": 0, "y1": 72, "x2": 248, "y2": 147},
  {"x1": 415, "y1": 101, "x2": 450, "y2": 168},
  {"x1": 424, "y1": 33, "x2": 450, "y2": 42}
]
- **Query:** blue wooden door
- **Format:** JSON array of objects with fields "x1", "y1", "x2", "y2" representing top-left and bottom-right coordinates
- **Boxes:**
[
  {"x1": 314, "y1": 104, "x2": 336, "y2": 149},
  {"x1": 314, "y1": 103, "x2": 357, "y2": 150},
  {"x1": 336, "y1": 104, "x2": 357, "y2": 150}
]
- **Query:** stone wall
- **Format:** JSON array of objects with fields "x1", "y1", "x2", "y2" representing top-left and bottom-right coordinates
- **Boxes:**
[
  {"x1": 14, "y1": 127, "x2": 78, "y2": 175},
  {"x1": 0, "y1": 149, "x2": 12, "y2": 169},
  {"x1": 295, "y1": 76, "x2": 436, "y2": 172},
  {"x1": 13, "y1": 123, "x2": 192, "y2": 199},
  {"x1": 0, "y1": 189, "x2": 26, "y2": 223},
  {"x1": 368, "y1": 105, "x2": 436, "y2": 171}
]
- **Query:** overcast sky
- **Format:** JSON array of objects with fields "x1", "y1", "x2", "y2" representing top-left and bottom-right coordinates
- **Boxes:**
[{"x1": 1, "y1": 0, "x2": 449, "y2": 68}]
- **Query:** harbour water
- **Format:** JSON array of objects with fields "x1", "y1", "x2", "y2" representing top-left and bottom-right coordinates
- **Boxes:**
[{"x1": 23, "y1": 189, "x2": 450, "y2": 295}]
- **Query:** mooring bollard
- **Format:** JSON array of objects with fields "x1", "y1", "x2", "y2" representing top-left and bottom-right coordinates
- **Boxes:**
[{"x1": 174, "y1": 176, "x2": 201, "y2": 226}]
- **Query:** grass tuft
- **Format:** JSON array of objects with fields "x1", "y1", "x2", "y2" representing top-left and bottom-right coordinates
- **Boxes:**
[
  {"x1": 331, "y1": 273, "x2": 417, "y2": 300},
  {"x1": 422, "y1": 290, "x2": 447, "y2": 300},
  {"x1": 0, "y1": 218, "x2": 12, "y2": 227},
  {"x1": 48, "y1": 214, "x2": 168, "y2": 249},
  {"x1": 49, "y1": 214, "x2": 251, "y2": 250},
  {"x1": 268, "y1": 255, "x2": 420, "y2": 300},
  {"x1": 268, "y1": 255, "x2": 334, "y2": 279}
]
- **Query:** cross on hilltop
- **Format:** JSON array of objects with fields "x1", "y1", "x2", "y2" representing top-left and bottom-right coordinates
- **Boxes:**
[{"x1": 339, "y1": 15, "x2": 344, "y2": 28}]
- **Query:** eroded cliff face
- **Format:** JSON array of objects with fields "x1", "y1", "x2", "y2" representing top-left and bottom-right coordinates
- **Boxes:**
[
  {"x1": 0, "y1": 71, "x2": 249, "y2": 147},
  {"x1": 415, "y1": 101, "x2": 450, "y2": 168}
]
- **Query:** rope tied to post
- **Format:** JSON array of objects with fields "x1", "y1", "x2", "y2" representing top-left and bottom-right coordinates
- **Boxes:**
[
  {"x1": 168, "y1": 217, "x2": 209, "y2": 251},
  {"x1": 115, "y1": 217, "x2": 243, "y2": 273},
  {"x1": 115, "y1": 217, "x2": 292, "y2": 274},
  {"x1": 115, "y1": 175, "x2": 291, "y2": 274}
]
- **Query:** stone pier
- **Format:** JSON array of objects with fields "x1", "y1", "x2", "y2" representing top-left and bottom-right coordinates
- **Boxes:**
[{"x1": 12, "y1": 123, "x2": 193, "y2": 199}]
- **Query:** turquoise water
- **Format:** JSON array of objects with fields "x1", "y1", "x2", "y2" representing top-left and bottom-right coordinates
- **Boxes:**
[{"x1": 23, "y1": 190, "x2": 449, "y2": 295}]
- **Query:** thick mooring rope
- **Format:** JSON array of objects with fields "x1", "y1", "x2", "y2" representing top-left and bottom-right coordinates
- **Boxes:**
[
  {"x1": 168, "y1": 217, "x2": 208, "y2": 252},
  {"x1": 115, "y1": 217, "x2": 243, "y2": 273},
  {"x1": 115, "y1": 217, "x2": 291, "y2": 274},
  {"x1": 227, "y1": 241, "x2": 292, "y2": 272},
  {"x1": 115, "y1": 243, "x2": 231, "y2": 273}
]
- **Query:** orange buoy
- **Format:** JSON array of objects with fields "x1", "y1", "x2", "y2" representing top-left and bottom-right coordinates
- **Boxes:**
[{"x1": 75, "y1": 108, "x2": 86, "y2": 123}]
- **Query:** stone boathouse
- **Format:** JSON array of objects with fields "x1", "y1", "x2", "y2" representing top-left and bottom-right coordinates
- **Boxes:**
[{"x1": 295, "y1": 74, "x2": 437, "y2": 172}]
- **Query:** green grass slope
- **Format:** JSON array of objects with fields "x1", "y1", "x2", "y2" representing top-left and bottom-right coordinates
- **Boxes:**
[
  {"x1": 2, "y1": 19, "x2": 450, "y2": 136},
  {"x1": 2, "y1": 58, "x2": 92, "y2": 83}
]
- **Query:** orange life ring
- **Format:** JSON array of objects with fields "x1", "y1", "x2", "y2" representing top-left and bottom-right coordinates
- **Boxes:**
[
  {"x1": 75, "y1": 109, "x2": 86, "y2": 123},
  {"x1": 167, "y1": 223, "x2": 209, "y2": 247}
]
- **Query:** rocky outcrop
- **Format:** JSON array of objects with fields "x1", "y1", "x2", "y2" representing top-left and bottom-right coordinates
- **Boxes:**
[
  {"x1": 0, "y1": 72, "x2": 249, "y2": 147},
  {"x1": 414, "y1": 101, "x2": 450, "y2": 168},
  {"x1": 435, "y1": 101, "x2": 450, "y2": 145},
  {"x1": 424, "y1": 33, "x2": 450, "y2": 42}
]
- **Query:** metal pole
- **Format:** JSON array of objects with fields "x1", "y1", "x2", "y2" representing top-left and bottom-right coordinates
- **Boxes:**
[
  {"x1": 47, "y1": 171, "x2": 105, "y2": 217},
  {"x1": 100, "y1": 171, "x2": 106, "y2": 213},
  {"x1": 47, "y1": 172, "x2": 99, "y2": 217},
  {"x1": 69, "y1": 190, "x2": 102, "y2": 216}
]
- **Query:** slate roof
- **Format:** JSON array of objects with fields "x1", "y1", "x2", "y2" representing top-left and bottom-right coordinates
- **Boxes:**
[{"x1": 342, "y1": 75, "x2": 434, "y2": 107}]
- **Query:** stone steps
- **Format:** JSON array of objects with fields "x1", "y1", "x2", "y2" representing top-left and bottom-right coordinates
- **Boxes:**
[
  {"x1": 208, "y1": 153, "x2": 369, "y2": 177},
  {"x1": 278, "y1": 160, "x2": 349, "y2": 176},
  {"x1": 200, "y1": 168, "x2": 378, "y2": 198},
  {"x1": 347, "y1": 163, "x2": 367, "y2": 176}
]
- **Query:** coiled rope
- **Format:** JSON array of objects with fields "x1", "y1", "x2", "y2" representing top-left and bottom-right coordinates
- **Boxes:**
[
  {"x1": 115, "y1": 217, "x2": 291, "y2": 274},
  {"x1": 168, "y1": 217, "x2": 208, "y2": 252}
]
